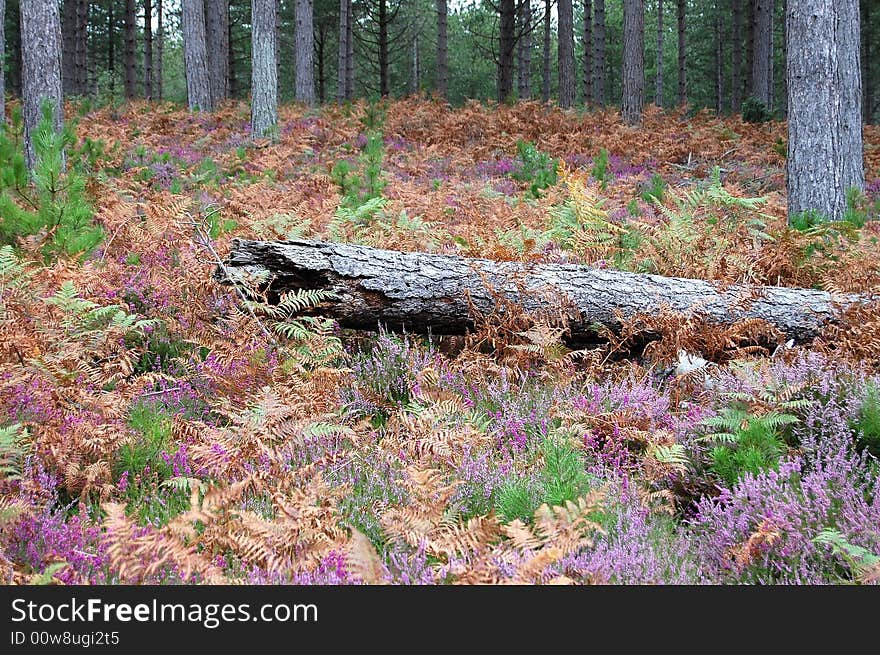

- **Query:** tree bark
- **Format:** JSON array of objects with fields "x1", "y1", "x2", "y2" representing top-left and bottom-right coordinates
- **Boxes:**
[
  {"x1": 182, "y1": 0, "x2": 214, "y2": 110},
  {"x1": 787, "y1": 0, "x2": 863, "y2": 223},
  {"x1": 124, "y1": 0, "x2": 137, "y2": 98},
  {"x1": 157, "y1": 0, "x2": 164, "y2": 100},
  {"x1": 557, "y1": 0, "x2": 575, "y2": 108},
  {"x1": 295, "y1": 0, "x2": 315, "y2": 104},
  {"x1": 676, "y1": 0, "x2": 685, "y2": 105},
  {"x1": 593, "y1": 0, "x2": 605, "y2": 104},
  {"x1": 219, "y1": 239, "x2": 859, "y2": 342},
  {"x1": 436, "y1": 0, "x2": 448, "y2": 98},
  {"x1": 715, "y1": 1, "x2": 723, "y2": 114},
  {"x1": 583, "y1": 0, "x2": 592, "y2": 103},
  {"x1": 542, "y1": 0, "x2": 551, "y2": 102},
  {"x1": 751, "y1": 0, "x2": 772, "y2": 107},
  {"x1": 205, "y1": 0, "x2": 229, "y2": 103},
  {"x1": 337, "y1": 0, "x2": 350, "y2": 101},
  {"x1": 378, "y1": 0, "x2": 389, "y2": 96},
  {"x1": 251, "y1": 0, "x2": 277, "y2": 137},
  {"x1": 62, "y1": 0, "x2": 75, "y2": 94},
  {"x1": 21, "y1": 0, "x2": 63, "y2": 170},
  {"x1": 517, "y1": 0, "x2": 532, "y2": 100},
  {"x1": 144, "y1": 0, "x2": 153, "y2": 99},
  {"x1": 622, "y1": 0, "x2": 644, "y2": 124},
  {"x1": 732, "y1": 0, "x2": 742, "y2": 111},
  {"x1": 655, "y1": 0, "x2": 663, "y2": 107},
  {"x1": 0, "y1": 0, "x2": 5, "y2": 124},
  {"x1": 410, "y1": 32, "x2": 420, "y2": 95},
  {"x1": 317, "y1": 21, "x2": 326, "y2": 103},
  {"x1": 498, "y1": 0, "x2": 516, "y2": 102}
]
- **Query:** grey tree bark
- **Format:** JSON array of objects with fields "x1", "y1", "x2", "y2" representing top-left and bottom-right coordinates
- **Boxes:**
[
  {"x1": 182, "y1": 0, "x2": 213, "y2": 110},
  {"x1": 655, "y1": 0, "x2": 663, "y2": 106},
  {"x1": 593, "y1": 0, "x2": 606, "y2": 104},
  {"x1": 0, "y1": 0, "x2": 5, "y2": 124},
  {"x1": 124, "y1": 0, "x2": 137, "y2": 98},
  {"x1": 410, "y1": 32, "x2": 420, "y2": 94},
  {"x1": 436, "y1": 0, "x2": 448, "y2": 98},
  {"x1": 62, "y1": 0, "x2": 75, "y2": 93},
  {"x1": 21, "y1": 0, "x2": 63, "y2": 170},
  {"x1": 863, "y1": 1, "x2": 875, "y2": 124},
  {"x1": 786, "y1": 0, "x2": 864, "y2": 223},
  {"x1": 517, "y1": 0, "x2": 531, "y2": 99},
  {"x1": 144, "y1": 0, "x2": 153, "y2": 99},
  {"x1": 622, "y1": 0, "x2": 644, "y2": 124},
  {"x1": 732, "y1": 0, "x2": 742, "y2": 111},
  {"x1": 498, "y1": 0, "x2": 517, "y2": 102},
  {"x1": 751, "y1": 0, "x2": 773, "y2": 107},
  {"x1": 558, "y1": 0, "x2": 575, "y2": 107},
  {"x1": 715, "y1": 1, "x2": 723, "y2": 113},
  {"x1": 219, "y1": 239, "x2": 860, "y2": 343},
  {"x1": 157, "y1": 0, "x2": 164, "y2": 100},
  {"x1": 205, "y1": 0, "x2": 229, "y2": 103},
  {"x1": 251, "y1": 0, "x2": 278, "y2": 138},
  {"x1": 295, "y1": 0, "x2": 315, "y2": 104},
  {"x1": 583, "y1": 0, "x2": 592, "y2": 103},
  {"x1": 542, "y1": 0, "x2": 551, "y2": 102},
  {"x1": 676, "y1": 0, "x2": 685, "y2": 105},
  {"x1": 337, "y1": 0, "x2": 352, "y2": 100}
]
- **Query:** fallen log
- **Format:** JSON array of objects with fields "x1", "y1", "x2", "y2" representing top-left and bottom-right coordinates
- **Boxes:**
[{"x1": 217, "y1": 238, "x2": 865, "y2": 343}]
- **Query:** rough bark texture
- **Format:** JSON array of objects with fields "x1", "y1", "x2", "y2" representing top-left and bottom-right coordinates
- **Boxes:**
[
  {"x1": 751, "y1": 0, "x2": 773, "y2": 107},
  {"x1": 517, "y1": 0, "x2": 531, "y2": 99},
  {"x1": 732, "y1": 0, "x2": 742, "y2": 111},
  {"x1": 144, "y1": 0, "x2": 153, "y2": 99},
  {"x1": 715, "y1": 1, "x2": 723, "y2": 113},
  {"x1": 21, "y1": 0, "x2": 64, "y2": 170},
  {"x1": 182, "y1": 0, "x2": 214, "y2": 111},
  {"x1": 676, "y1": 0, "x2": 685, "y2": 105},
  {"x1": 295, "y1": 0, "x2": 315, "y2": 104},
  {"x1": 317, "y1": 22, "x2": 326, "y2": 102},
  {"x1": 622, "y1": 0, "x2": 644, "y2": 125},
  {"x1": 583, "y1": 0, "x2": 592, "y2": 103},
  {"x1": 593, "y1": 0, "x2": 605, "y2": 104},
  {"x1": 156, "y1": 0, "x2": 164, "y2": 100},
  {"x1": 787, "y1": 0, "x2": 864, "y2": 223},
  {"x1": 219, "y1": 239, "x2": 859, "y2": 343},
  {"x1": 542, "y1": 0, "x2": 551, "y2": 102},
  {"x1": 498, "y1": 0, "x2": 516, "y2": 102},
  {"x1": 251, "y1": 0, "x2": 277, "y2": 137},
  {"x1": 655, "y1": 0, "x2": 663, "y2": 106},
  {"x1": 863, "y1": 1, "x2": 875, "y2": 124},
  {"x1": 62, "y1": 0, "x2": 75, "y2": 93},
  {"x1": 205, "y1": 0, "x2": 229, "y2": 103},
  {"x1": 337, "y1": 0, "x2": 351, "y2": 101},
  {"x1": 0, "y1": 0, "x2": 5, "y2": 124},
  {"x1": 124, "y1": 0, "x2": 137, "y2": 98},
  {"x1": 558, "y1": 0, "x2": 575, "y2": 108},
  {"x1": 436, "y1": 0, "x2": 448, "y2": 98},
  {"x1": 378, "y1": 0, "x2": 389, "y2": 96}
]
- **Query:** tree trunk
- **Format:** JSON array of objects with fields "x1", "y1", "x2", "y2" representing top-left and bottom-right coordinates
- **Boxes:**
[
  {"x1": 205, "y1": 0, "x2": 229, "y2": 103},
  {"x1": 498, "y1": 0, "x2": 516, "y2": 102},
  {"x1": 144, "y1": 0, "x2": 153, "y2": 99},
  {"x1": 593, "y1": 0, "x2": 605, "y2": 104},
  {"x1": 346, "y1": 0, "x2": 354, "y2": 95},
  {"x1": 622, "y1": 0, "x2": 644, "y2": 124},
  {"x1": 107, "y1": 0, "x2": 115, "y2": 96},
  {"x1": 732, "y1": 0, "x2": 742, "y2": 111},
  {"x1": 62, "y1": 0, "x2": 75, "y2": 94},
  {"x1": 411, "y1": 32, "x2": 420, "y2": 95},
  {"x1": 583, "y1": 0, "x2": 592, "y2": 103},
  {"x1": 377, "y1": 0, "x2": 389, "y2": 96},
  {"x1": 655, "y1": 0, "x2": 663, "y2": 106},
  {"x1": 317, "y1": 22, "x2": 326, "y2": 103},
  {"x1": 436, "y1": 0, "x2": 448, "y2": 98},
  {"x1": 715, "y1": 1, "x2": 723, "y2": 114},
  {"x1": 124, "y1": 0, "x2": 137, "y2": 98},
  {"x1": 542, "y1": 0, "x2": 551, "y2": 102},
  {"x1": 182, "y1": 0, "x2": 214, "y2": 111},
  {"x1": 295, "y1": 0, "x2": 315, "y2": 104},
  {"x1": 157, "y1": 0, "x2": 164, "y2": 100},
  {"x1": 0, "y1": 0, "x2": 5, "y2": 124},
  {"x1": 676, "y1": 0, "x2": 685, "y2": 105},
  {"x1": 746, "y1": 0, "x2": 754, "y2": 97},
  {"x1": 219, "y1": 239, "x2": 857, "y2": 343},
  {"x1": 557, "y1": 0, "x2": 575, "y2": 108},
  {"x1": 338, "y1": 0, "x2": 350, "y2": 101},
  {"x1": 862, "y1": 0, "x2": 874, "y2": 124},
  {"x1": 75, "y1": 0, "x2": 87, "y2": 95},
  {"x1": 751, "y1": 0, "x2": 772, "y2": 107},
  {"x1": 251, "y1": 0, "x2": 277, "y2": 137},
  {"x1": 787, "y1": 0, "x2": 863, "y2": 223},
  {"x1": 21, "y1": 0, "x2": 63, "y2": 170},
  {"x1": 517, "y1": 0, "x2": 532, "y2": 100},
  {"x1": 228, "y1": 14, "x2": 237, "y2": 97}
]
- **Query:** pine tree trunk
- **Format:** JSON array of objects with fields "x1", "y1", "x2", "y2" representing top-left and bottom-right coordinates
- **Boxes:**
[
  {"x1": 410, "y1": 32, "x2": 420, "y2": 94},
  {"x1": 379, "y1": 0, "x2": 390, "y2": 97},
  {"x1": 593, "y1": 0, "x2": 606, "y2": 104},
  {"x1": 436, "y1": 0, "x2": 448, "y2": 98},
  {"x1": 732, "y1": 0, "x2": 742, "y2": 111},
  {"x1": 676, "y1": 0, "x2": 685, "y2": 105},
  {"x1": 558, "y1": 0, "x2": 575, "y2": 108},
  {"x1": 156, "y1": 0, "x2": 164, "y2": 101},
  {"x1": 228, "y1": 15, "x2": 237, "y2": 97},
  {"x1": 75, "y1": 0, "x2": 88, "y2": 95},
  {"x1": 21, "y1": 0, "x2": 64, "y2": 170},
  {"x1": 0, "y1": 0, "x2": 5, "y2": 124},
  {"x1": 294, "y1": 0, "x2": 315, "y2": 104},
  {"x1": 517, "y1": 0, "x2": 531, "y2": 100},
  {"x1": 583, "y1": 0, "x2": 592, "y2": 103},
  {"x1": 715, "y1": 1, "x2": 723, "y2": 113},
  {"x1": 62, "y1": 0, "x2": 75, "y2": 94},
  {"x1": 144, "y1": 0, "x2": 153, "y2": 99},
  {"x1": 787, "y1": 0, "x2": 863, "y2": 222},
  {"x1": 345, "y1": 0, "x2": 354, "y2": 95},
  {"x1": 746, "y1": 0, "x2": 754, "y2": 97},
  {"x1": 655, "y1": 0, "x2": 663, "y2": 106},
  {"x1": 337, "y1": 0, "x2": 349, "y2": 101},
  {"x1": 862, "y1": 1, "x2": 874, "y2": 124},
  {"x1": 542, "y1": 0, "x2": 551, "y2": 102},
  {"x1": 317, "y1": 22, "x2": 326, "y2": 103},
  {"x1": 205, "y1": 0, "x2": 229, "y2": 103},
  {"x1": 107, "y1": 0, "x2": 115, "y2": 96},
  {"x1": 251, "y1": 0, "x2": 277, "y2": 137},
  {"x1": 498, "y1": 0, "x2": 516, "y2": 102},
  {"x1": 622, "y1": 0, "x2": 644, "y2": 124},
  {"x1": 124, "y1": 0, "x2": 137, "y2": 98},
  {"x1": 751, "y1": 0, "x2": 772, "y2": 106},
  {"x1": 181, "y1": 0, "x2": 214, "y2": 111}
]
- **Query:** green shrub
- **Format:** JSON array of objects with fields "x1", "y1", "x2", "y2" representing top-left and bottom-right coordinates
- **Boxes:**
[
  {"x1": 591, "y1": 148, "x2": 611, "y2": 189},
  {"x1": 511, "y1": 140, "x2": 558, "y2": 198},
  {"x1": 852, "y1": 383, "x2": 880, "y2": 458},
  {"x1": 742, "y1": 97, "x2": 773, "y2": 124}
]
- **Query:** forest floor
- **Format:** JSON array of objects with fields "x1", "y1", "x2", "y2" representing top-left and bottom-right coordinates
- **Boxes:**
[{"x1": 2, "y1": 98, "x2": 880, "y2": 584}]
